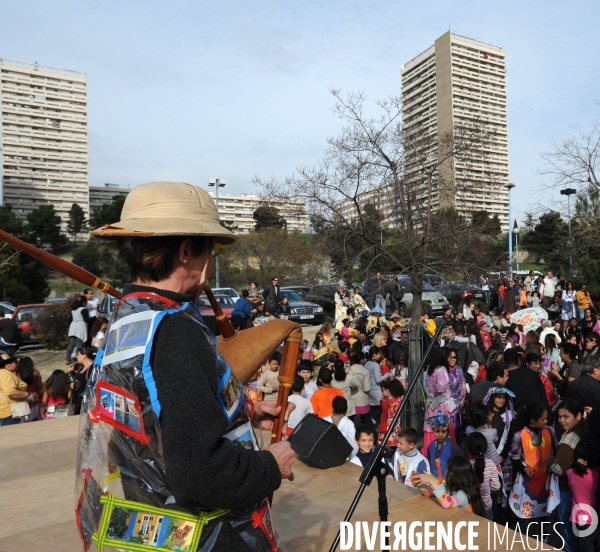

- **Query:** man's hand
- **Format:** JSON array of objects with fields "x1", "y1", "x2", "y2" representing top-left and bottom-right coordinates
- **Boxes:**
[
  {"x1": 267, "y1": 440, "x2": 295, "y2": 481},
  {"x1": 254, "y1": 400, "x2": 295, "y2": 432}
]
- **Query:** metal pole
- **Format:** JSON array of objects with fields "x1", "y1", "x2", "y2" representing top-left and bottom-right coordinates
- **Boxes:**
[
  {"x1": 215, "y1": 182, "x2": 220, "y2": 288},
  {"x1": 516, "y1": 232, "x2": 520, "y2": 273},
  {"x1": 508, "y1": 186, "x2": 513, "y2": 276},
  {"x1": 568, "y1": 193, "x2": 572, "y2": 276}
]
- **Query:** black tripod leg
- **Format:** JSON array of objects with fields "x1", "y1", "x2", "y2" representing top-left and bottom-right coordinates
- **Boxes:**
[{"x1": 377, "y1": 470, "x2": 389, "y2": 549}]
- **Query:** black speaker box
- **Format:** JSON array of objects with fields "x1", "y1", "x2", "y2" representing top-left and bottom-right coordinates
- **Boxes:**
[{"x1": 288, "y1": 414, "x2": 353, "y2": 469}]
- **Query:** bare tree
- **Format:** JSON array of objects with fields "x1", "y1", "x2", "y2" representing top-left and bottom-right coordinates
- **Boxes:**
[
  {"x1": 539, "y1": 119, "x2": 600, "y2": 191},
  {"x1": 0, "y1": 242, "x2": 19, "y2": 276},
  {"x1": 256, "y1": 90, "x2": 505, "y2": 359}
]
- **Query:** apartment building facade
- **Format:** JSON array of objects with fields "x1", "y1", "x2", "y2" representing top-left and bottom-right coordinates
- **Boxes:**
[
  {"x1": 208, "y1": 192, "x2": 307, "y2": 233},
  {"x1": 0, "y1": 58, "x2": 89, "y2": 229},
  {"x1": 401, "y1": 31, "x2": 510, "y2": 230},
  {"x1": 89, "y1": 183, "x2": 130, "y2": 214}
]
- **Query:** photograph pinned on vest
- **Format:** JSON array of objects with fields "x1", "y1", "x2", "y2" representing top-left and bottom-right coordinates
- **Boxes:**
[
  {"x1": 75, "y1": 468, "x2": 103, "y2": 552},
  {"x1": 219, "y1": 374, "x2": 244, "y2": 421},
  {"x1": 224, "y1": 420, "x2": 260, "y2": 451},
  {"x1": 251, "y1": 498, "x2": 278, "y2": 551},
  {"x1": 89, "y1": 381, "x2": 151, "y2": 445},
  {"x1": 92, "y1": 494, "x2": 226, "y2": 552}
]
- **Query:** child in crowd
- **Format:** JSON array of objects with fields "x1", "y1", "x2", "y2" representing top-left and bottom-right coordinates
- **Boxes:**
[
  {"x1": 467, "y1": 431, "x2": 501, "y2": 520},
  {"x1": 567, "y1": 441, "x2": 599, "y2": 552},
  {"x1": 257, "y1": 353, "x2": 281, "y2": 401},
  {"x1": 508, "y1": 402, "x2": 556, "y2": 522},
  {"x1": 286, "y1": 376, "x2": 314, "y2": 437},
  {"x1": 489, "y1": 325, "x2": 502, "y2": 351},
  {"x1": 350, "y1": 425, "x2": 376, "y2": 467},
  {"x1": 531, "y1": 291, "x2": 541, "y2": 308},
  {"x1": 519, "y1": 285, "x2": 528, "y2": 309},
  {"x1": 40, "y1": 369, "x2": 71, "y2": 420},
  {"x1": 255, "y1": 306, "x2": 276, "y2": 325},
  {"x1": 411, "y1": 456, "x2": 487, "y2": 517},
  {"x1": 426, "y1": 412, "x2": 464, "y2": 482},
  {"x1": 297, "y1": 359, "x2": 318, "y2": 399},
  {"x1": 339, "y1": 318, "x2": 351, "y2": 342},
  {"x1": 301, "y1": 339, "x2": 314, "y2": 361},
  {"x1": 276, "y1": 296, "x2": 291, "y2": 318},
  {"x1": 547, "y1": 400, "x2": 589, "y2": 552},
  {"x1": 324, "y1": 396, "x2": 358, "y2": 459},
  {"x1": 391, "y1": 428, "x2": 430, "y2": 486},
  {"x1": 482, "y1": 387, "x2": 515, "y2": 462},
  {"x1": 338, "y1": 342, "x2": 350, "y2": 364},
  {"x1": 90, "y1": 316, "x2": 108, "y2": 349},
  {"x1": 479, "y1": 322, "x2": 492, "y2": 351},
  {"x1": 379, "y1": 379, "x2": 405, "y2": 447},
  {"x1": 465, "y1": 402, "x2": 500, "y2": 466},
  {"x1": 310, "y1": 367, "x2": 344, "y2": 418}
]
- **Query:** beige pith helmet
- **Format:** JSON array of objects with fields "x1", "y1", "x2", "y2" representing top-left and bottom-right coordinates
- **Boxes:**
[{"x1": 90, "y1": 181, "x2": 237, "y2": 245}]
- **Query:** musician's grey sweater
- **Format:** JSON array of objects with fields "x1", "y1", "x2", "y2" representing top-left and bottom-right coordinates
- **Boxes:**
[{"x1": 124, "y1": 284, "x2": 282, "y2": 510}]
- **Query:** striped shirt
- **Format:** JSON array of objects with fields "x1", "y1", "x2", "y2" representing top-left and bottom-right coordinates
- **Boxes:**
[{"x1": 470, "y1": 457, "x2": 501, "y2": 510}]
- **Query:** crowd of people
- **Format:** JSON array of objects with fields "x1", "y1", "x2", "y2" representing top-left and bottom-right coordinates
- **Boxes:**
[
  {"x1": 0, "y1": 288, "x2": 105, "y2": 425},
  {"x1": 3, "y1": 265, "x2": 600, "y2": 550},
  {"x1": 246, "y1": 272, "x2": 600, "y2": 552}
]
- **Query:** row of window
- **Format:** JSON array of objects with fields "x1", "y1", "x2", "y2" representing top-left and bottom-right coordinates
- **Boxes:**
[{"x1": 0, "y1": 69, "x2": 86, "y2": 87}]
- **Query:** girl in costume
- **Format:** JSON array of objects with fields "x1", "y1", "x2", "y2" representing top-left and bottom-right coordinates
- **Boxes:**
[
  {"x1": 351, "y1": 288, "x2": 369, "y2": 317},
  {"x1": 525, "y1": 350, "x2": 558, "y2": 409},
  {"x1": 508, "y1": 402, "x2": 557, "y2": 522},
  {"x1": 482, "y1": 387, "x2": 516, "y2": 509},
  {"x1": 378, "y1": 379, "x2": 405, "y2": 447},
  {"x1": 547, "y1": 399, "x2": 589, "y2": 552},
  {"x1": 567, "y1": 440, "x2": 599, "y2": 552},
  {"x1": 465, "y1": 402, "x2": 500, "y2": 466},
  {"x1": 424, "y1": 412, "x2": 464, "y2": 482},
  {"x1": 422, "y1": 347, "x2": 466, "y2": 452},
  {"x1": 334, "y1": 281, "x2": 350, "y2": 330},
  {"x1": 411, "y1": 456, "x2": 487, "y2": 518},
  {"x1": 467, "y1": 431, "x2": 501, "y2": 520}
]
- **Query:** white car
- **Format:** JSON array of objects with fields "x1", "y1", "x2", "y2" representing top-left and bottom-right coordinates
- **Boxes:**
[
  {"x1": 211, "y1": 288, "x2": 240, "y2": 304},
  {"x1": 0, "y1": 302, "x2": 15, "y2": 319}
]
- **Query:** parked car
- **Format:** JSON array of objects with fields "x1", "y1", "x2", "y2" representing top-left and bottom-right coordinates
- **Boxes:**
[
  {"x1": 0, "y1": 302, "x2": 15, "y2": 319},
  {"x1": 305, "y1": 283, "x2": 363, "y2": 316},
  {"x1": 211, "y1": 288, "x2": 240, "y2": 304},
  {"x1": 46, "y1": 298, "x2": 68, "y2": 304},
  {"x1": 12, "y1": 303, "x2": 52, "y2": 345},
  {"x1": 278, "y1": 289, "x2": 325, "y2": 325},
  {"x1": 390, "y1": 277, "x2": 450, "y2": 317},
  {"x1": 281, "y1": 286, "x2": 310, "y2": 300},
  {"x1": 198, "y1": 294, "x2": 236, "y2": 318},
  {"x1": 98, "y1": 295, "x2": 119, "y2": 319}
]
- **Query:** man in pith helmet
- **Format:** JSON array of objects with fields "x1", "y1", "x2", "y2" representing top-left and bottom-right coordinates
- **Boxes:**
[{"x1": 76, "y1": 182, "x2": 294, "y2": 551}]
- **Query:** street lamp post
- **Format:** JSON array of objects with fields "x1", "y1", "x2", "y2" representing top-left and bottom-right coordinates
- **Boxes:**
[
  {"x1": 208, "y1": 177, "x2": 226, "y2": 287},
  {"x1": 560, "y1": 188, "x2": 577, "y2": 276},
  {"x1": 506, "y1": 183, "x2": 516, "y2": 276},
  {"x1": 513, "y1": 219, "x2": 520, "y2": 273}
]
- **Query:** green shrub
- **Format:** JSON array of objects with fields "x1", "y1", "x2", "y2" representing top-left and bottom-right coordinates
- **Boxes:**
[{"x1": 34, "y1": 301, "x2": 73, "y2": 350}]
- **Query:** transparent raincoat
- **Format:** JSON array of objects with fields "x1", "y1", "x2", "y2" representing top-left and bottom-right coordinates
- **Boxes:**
[{"x1": 74, "y1": 292, "x2": 278, "y2": 552}]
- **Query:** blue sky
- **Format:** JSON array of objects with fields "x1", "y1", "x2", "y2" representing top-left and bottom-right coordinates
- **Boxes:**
[{"x1": 1, "y1": 0, "x2": 598, "y2": 222}]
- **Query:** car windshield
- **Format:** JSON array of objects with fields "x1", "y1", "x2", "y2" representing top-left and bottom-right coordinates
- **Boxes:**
[
  {"x1": 15, "y1": 306, "x2": 49, "y2": 321},
  {"x1": 199, "y1": 295, "x2": 234, "y2": 307},
  {"x1": 397, "y1": 278, "x2": 434, "y2": 292},
  {"x1": 280, "y1": 290, "x2": 303, "y2": 302},
  {"x1": 213, "y1": 289, "x2": 237, "y2": 297}
]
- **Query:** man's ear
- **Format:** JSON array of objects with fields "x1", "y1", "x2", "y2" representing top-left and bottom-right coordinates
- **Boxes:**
[{"x1": 178, "y1": 238, "x2": 193, "y2": 265}]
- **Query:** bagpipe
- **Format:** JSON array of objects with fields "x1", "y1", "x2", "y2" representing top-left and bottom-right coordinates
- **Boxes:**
[{"x1": 0, "y1": 229, "x2": 302, "y2": 444}]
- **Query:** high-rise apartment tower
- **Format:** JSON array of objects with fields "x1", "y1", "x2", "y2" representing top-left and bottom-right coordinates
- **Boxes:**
[
  {"x1": 401, "y1": 31, "x2": 510, "y2": 230},
  {"x1": 0, "y1": 58, "x2": 89, "y2": 228}
]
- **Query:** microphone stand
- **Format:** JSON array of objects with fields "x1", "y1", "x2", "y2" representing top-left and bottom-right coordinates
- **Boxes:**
[{"x1": 328, "y1": 326, "x2": 441, "y2": 552}]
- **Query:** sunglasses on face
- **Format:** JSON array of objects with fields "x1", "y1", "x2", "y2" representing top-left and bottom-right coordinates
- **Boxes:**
[{"x1": 449, "y1": 356, "x2": 458, "y2": 359}]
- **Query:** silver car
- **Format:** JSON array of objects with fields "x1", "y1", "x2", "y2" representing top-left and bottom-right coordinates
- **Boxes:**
[{"x1": 387, "y1": 276, "x2": 450, "y2": 317}]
